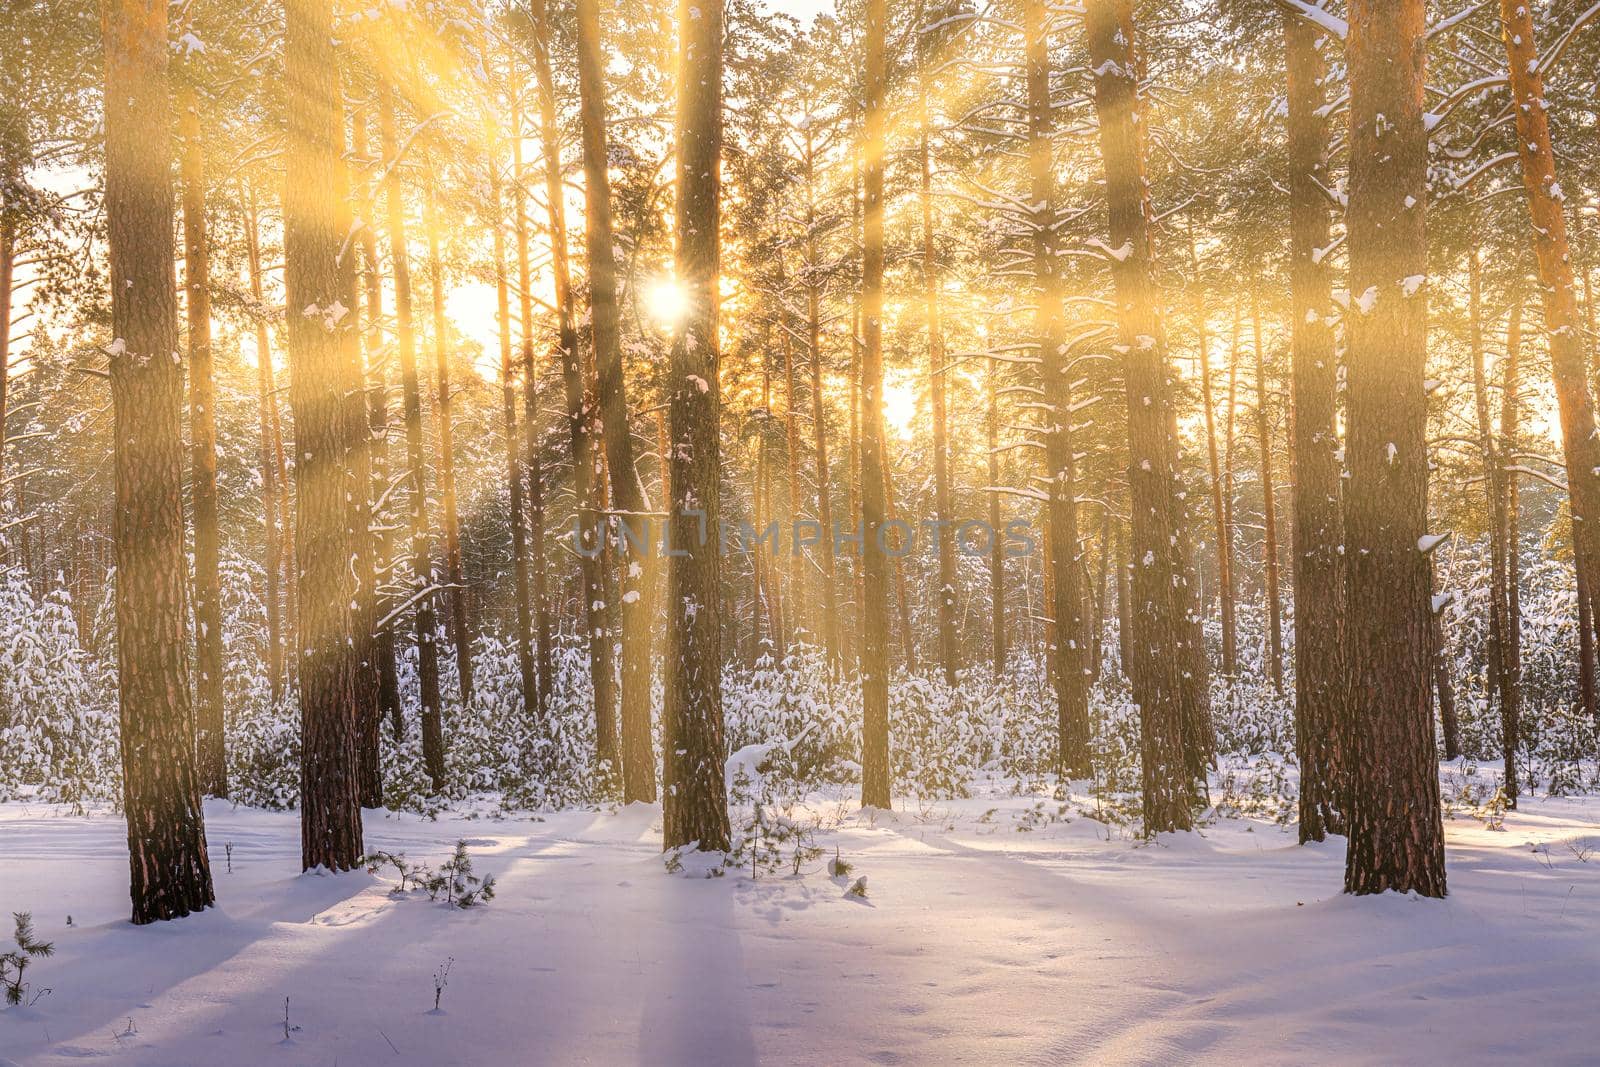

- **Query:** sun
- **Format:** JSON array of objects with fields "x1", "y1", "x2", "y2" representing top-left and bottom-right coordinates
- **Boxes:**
[{"x1": 645, "y1": 278, "x2": 691, "y2": 328}]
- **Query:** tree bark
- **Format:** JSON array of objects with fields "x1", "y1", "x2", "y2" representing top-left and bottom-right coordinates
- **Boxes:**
[
  {"x1": 377, "y1": 79, "x2": 445, "y2": 790},
  {"x1": 351, "y1": 109, "x2": 403, "y2": 750},
  {"x1": 177, "y1": 51, "x2": 225, "y2": 798},
  {"x1": 101, "y1": 0, "x2": 215, "y2": 922},
  {"x1": 918, "y1": 59, "x2": 958, "y2": 686},
  {"x1": 1188, "y1": 233, "x2": 1235, "y2": 686},
  {"x1": 1026, "y1": 0, "x2": 1090, "y2": 777},
  {"x1": 510, "y1": 98, "x2": 555, "y2": 722},
  {"x1": 423, "y1": 194, "x2": 474, "y2": 707},
  {"x1": 858, "y1": 0, "x2": 892, "y2": 811},
  {"x1": 987, "y1": 355, "x2": 1006, "y2": 677},
  {"x1": 347, "y1": 106, "x2": 386, "y2": 807},
  {"x1": 1499, "y1": 300, "x2": 1524, "y2": 807},
  {"x1": 1284, "y1": 16, "x2": 1345, "y2": 841},
  {"x1": 528, "y1": 0, "x2": 616, "y2": 776},
  {"x1": 244, "y1": 185, "x2": 286, "y2": 705},
  {"x1": 661, "y1": 0, "x2": 731, "y2": 851},
  {"x1": 285, "y1": 0, "x2": 366, "y2": 870},
  {"x1": 575, "y1": 0, "x2": 655, "y2": 802},
  {"x1": 802, "y1": 126, "x2": 842, "y2": 669},
  {"x1": 1341, "y1": 0, "x2": 1445, "y2": 897},
  {"x1": 1250, "y1": 291, "x2": 1283, "y2": 691},
  {"x1": 1086, "y1": 0, "x2": 1211, "y2": 831},
  {"x1": 1498, "y1": 0, "x2": 1600, "y2": 693}
]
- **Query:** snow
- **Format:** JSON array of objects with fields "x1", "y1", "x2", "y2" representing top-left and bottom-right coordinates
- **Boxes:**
[{"x1": 3, "y1": 787, "x2": 1598, "y2": 1064}]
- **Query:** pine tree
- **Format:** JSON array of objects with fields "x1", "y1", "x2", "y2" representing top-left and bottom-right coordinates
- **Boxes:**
[
  {"x1": 1341, "y1": 0, "x2": 1446, "y2": 898},
  {"x1": 101, "y1": 0, "x2": 215, "y2": 922}
]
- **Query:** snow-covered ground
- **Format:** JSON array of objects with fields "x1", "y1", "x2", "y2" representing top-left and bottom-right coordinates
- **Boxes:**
[{"x1": 2, "y1": 784, "x2": 1598, "y2": 1065}]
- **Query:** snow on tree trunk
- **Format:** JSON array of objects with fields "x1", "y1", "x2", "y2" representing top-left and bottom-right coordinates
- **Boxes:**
[{"x1": 1340, "y1": 0, "x2": 1445, "y2": 898}]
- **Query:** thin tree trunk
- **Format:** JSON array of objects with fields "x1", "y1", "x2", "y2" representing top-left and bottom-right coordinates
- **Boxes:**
[
  {"x1": 377, "y1": 79, "x2": 445, "y2": 789},
  {"x1": 576, "y1": 0, "x2": 655, "y2": 802},
  {"x1": 244, "y1": 186, "x2": 285, "y2": 705},
  {"x1": 1284, "y1": 15, "x2": 1345, "y2": 840},
  {"x1": 882, "y1": 449, "x2": 917, "y2": 674},
  {"x1": 285, "y1": 0, "x2": 365, "y2": 871},
  {"x1": 1468, "y1": 250, "x2": 1509, "y2": 773},
  {"x1": 491, "y1": 130, "x2": 539, "y2": 735},
  {"x1": 423, "y1": 195, "x2": 474, "y2": 706},
  {"x1": 178, "y1": 55, "x2": 225, "y2": 798},
  {"x1": 859, "y1": 0, "x2": 892, "y2": 810},
  {"x1": 661, "y1": 0, "x2": 731, "y2": 851},
  {"x1": 352, "y1": 109, "x2": 403, "y2": 750},
  {"x1": 347, "y1": 107, "x2": 386, "y2": 807},
  {"x1": 1027, "y1": 0, "x2": 1090, "y2": 776},
  {"x1": 511, "y1": 97, "x2": 554, "y2": 721},
  {"x1": 101, "y1": 0, "x2": 215, "y2": 922},
  {"x1": 1222, "y1": 305, "x2": 1241, "y2": 681},
  {"x1": 1250, "y1": 290, "x2": 1283, "y2": 691},
  {"x1": 918, "y1": 61, "x2": 958, "y2": 686},
  {"x1": 1341, "y1": 0, "x2": 1445, "y2": 897},
  {"x1": 1498, "y1": 1, "x2": 1600, "y2": 689},
  {"x1": 803, "y1": 128, "x2": 842, "y2": 669},
  {"x1": 1086, "y1": 0, "x2": 1211, "y2": 830},
  {"x1": 528, "y1": 0, "x2": 616, "y2": 776},
  {"x1": 1500, "y1": 300, "x2": 1524, "y2": 806},
  {"x1": 1188, "y1": 233, "x2": 1234, "y2": 685},
  {"x1": 987, "y1": 355, "x2": 1006, "y2": 678}
]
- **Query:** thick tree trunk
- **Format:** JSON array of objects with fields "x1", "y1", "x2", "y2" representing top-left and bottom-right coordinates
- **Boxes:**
[
  {"x1": 510, "y1": 102, "x2": 554, "y2": 721},
  {"x1": 528, "y1": 0, "x2": 616, "y2": 776},
  {"x1": 1341, "y1": 0, "x2": 1445, "y2": 897},
  {"x1": 178, "y1": 60, "x2": 225, "y2": 798},
  {"x1": 858, "y1": 0, "x2": 892, "y2": 811},
  {"x1": 987, "y1": 355, "x2": 1006, "y2": 678},
  {"x1": 1086, "y1": 0, "x2": 1211, "y2": 831},
  {"x1": 661, "y1": 0, "x2": 731, "y2": 851},
  {"x1": 284, "y1": 0, "x2": 365, "y2": 870},
  {"x1": 1250, "y1": 291, "x2": 1283, "y2": 691},
  {"x1": 377, "y1": 79, "x2": 445, "y2": 790},
  {"x1": 101, "y1": 0, "x2": 215, "y2": 922},
  {"x1": 1499, "y1": 1, "x2": 1600, "y2": 689},
  {"x1": 423, "y1": 197, "x2": 474, "y2": 707},
  {"x1": 575, "y1": 0, "x2": 655, "y2": 802},
  {"x1": 244, "y1": 187, "x2": 286, "y2": 705},
  {"x1": 1284, "y1": 16, "x2": 1345, "y2": 841},
  {"x1": 1026, "y1": 0, "x2": 1089, "y2": 777}
]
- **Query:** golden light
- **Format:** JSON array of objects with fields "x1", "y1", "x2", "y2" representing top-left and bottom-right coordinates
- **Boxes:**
[
  {"x1": 883, "y1": 371, "x2": 917, "y2": 441},
  {"x1": 646, "y1": 278, "x2": 691, "y2": 328}
]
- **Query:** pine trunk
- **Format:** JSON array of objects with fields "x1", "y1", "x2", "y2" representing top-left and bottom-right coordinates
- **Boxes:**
[
  {"x1": 244, "y1": 187, "x2": 285, "y2": 705},
  {"x1": 1284, "y1": 15, "x2": 1344, "y2": 840},
  {"x1": 1499, "y1": 302, "x2": 1524, "y2": 807},
  {"x1": 178, "y1": 61, "x2": 226, "y2": 798},
  {"x1": 1026, "y1": 0, "x2": 1089, "y2": 777},
  {"x1": 987, "y1": 355, "x2": 1006, "y2": 677},
  {"x1": 1498, "y1": 1, "x2": 1600, "y2": 693},
  {"x1": 803, "y1": 129, "x2": 842, "y2": 669},
  {"x1": 424, "y1": 198, "x2": 474, "y2": 706},
  {"x1": 661, "y1": 0, "x2": 731, "y2": 850},
  {"x1": 576, "y1": 0, "x2": 655, "y2": 802},
  {"x1": 1341, "y1": 0, "x2": 1445, "y2": 897},
  {"x1": 1250, "y1": 292, "x2": 1283, "y2": 691},
  {"x1": 858, "y1": 0, "x2": 892, "y2": 811},
  {"x1": 285, "y1": 0, "x2": 365, "y2": 870},
  {"x1": 102, "y1": 0, "x2": 216, "y2": 922},
  {"x1": 529, "y1": 0, "x2": 616, "y2": 776},
  {"x1": 1086, "y1": 0, "x2": 1211, "y2": 831},
  {"x1": 377, "y1": 79, "x2": 445, "y2": 789}
]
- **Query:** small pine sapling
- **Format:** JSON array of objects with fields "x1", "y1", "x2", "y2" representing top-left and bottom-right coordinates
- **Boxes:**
[
  {"x1": 844, "y1": 875, "x2": 869, "y2": 899},
  {"x1": 1, "y1": 912, "x2": 54, "y2": 1007},
  {"x1": 425, "y1": 841, "x2": 497, "y2": 907},
  {"x1": 365, "y1": 850, "x2": 432, "y2": 894},
  {"x1": 828, "y1": 847, "x2": 852, "y2": 879}
]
